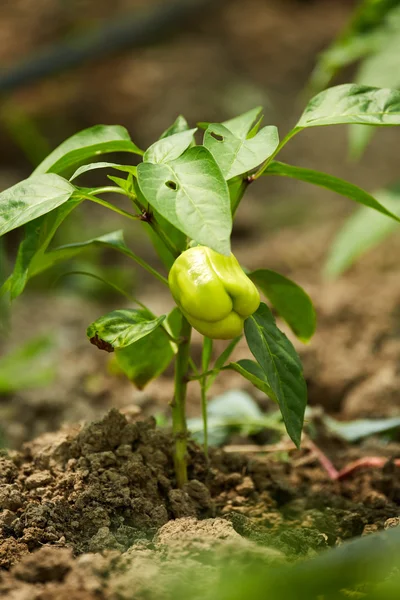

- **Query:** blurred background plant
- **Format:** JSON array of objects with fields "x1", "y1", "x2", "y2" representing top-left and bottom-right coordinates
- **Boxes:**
[{"x1": 309, "y1": 0, "x2": 400, "y2": 277}]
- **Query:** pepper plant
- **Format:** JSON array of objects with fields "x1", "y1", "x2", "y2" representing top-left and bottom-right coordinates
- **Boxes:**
[{"x1": 1, "y1": 84, "x2": 400, "y2": 486}]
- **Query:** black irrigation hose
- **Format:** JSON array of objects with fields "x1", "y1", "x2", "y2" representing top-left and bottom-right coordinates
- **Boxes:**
[{"x1": 0, "y1": 0, "x2": 220, "y2": 93}]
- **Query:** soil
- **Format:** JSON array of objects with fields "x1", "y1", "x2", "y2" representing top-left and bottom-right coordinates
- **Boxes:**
[
  {"x1": 0, "y1": 408, "x2": 399, "y2": 598},
  {"x1": 1, "y1": 0, "x2": 400, "y2": 597}
]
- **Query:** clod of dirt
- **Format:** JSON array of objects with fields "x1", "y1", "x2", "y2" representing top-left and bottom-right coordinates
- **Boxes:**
[{"x1": 1, "y1": 408, "x2": 399, "y2": 572}]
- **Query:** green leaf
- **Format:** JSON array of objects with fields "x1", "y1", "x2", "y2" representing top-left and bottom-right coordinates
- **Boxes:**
[
  {"x1": 0, "y1": 335, "x2": 56, "y2": 393},
  {"x1": 1, "y1": 197, "x2": 83, "y2": 300},
  {"x1": 249, "y1": 269, "x2": 316, "y2": 342},
  {"x1": 33, "y1": 125, "x2": 143, "y2": 175},
  {"x1": 206, "y1": 336, "x2": 242, "y2": 390},
  {"x1": 115, "y1": 327, "x2": 174, "y2": 389},
  {"x1": 244, "y1": 303, "x2": 307, "y2": 446},
  {"x1": 137, "y1": 146, "x2": 232, "y2": 255},
  {"x1": 160, "y1": 115, "x2": 190, "y2": 139},
  {"x1": 0, "y1": 174, "x2": 76, "y2": 237},
  {"x1": 324, "y1": 187, "x2": 400, "y2": 278},
  {"x1": 144, "y1": 129, "x2": 197, "y2": 164},
  {"x1": 70, "y1": 162, "x2": 137, "y2": 181},
  {"x1": 29, "y1": 230, "x2": 131, "y2": 277},
  {"x1": 296, "y1": 83, "x2": 400, "y2": 128},
  {"x1": 107, "y1": 174, "x2": 135, "y2": 195},
  {"x1": 204, "y1": 123, "x2": 279, "y2": 179},
  {"x1": 222, "y1": 106, "x2": 263, "y2": 138},
  {"x1": 228, "y1": 176, "x2": 247, "y2": 215},
  {"x1": 264, "y1": 161, "x2": 400, "y2": 223},
  {"x1": 132, "y1": 178, "x2": 186, "y2": 269},
  {"x1": 87, "y1": 308, "x2": 166, "y2": 350},
  {"x1": 324, "y1": 415, "x2": 400, "y2": 442},
  {"x1": 349, "y1": 26, "x2": 400, "y2": 158},
  {"x1": 226, "y1": 359, "x2": 275, "y2": 398}
]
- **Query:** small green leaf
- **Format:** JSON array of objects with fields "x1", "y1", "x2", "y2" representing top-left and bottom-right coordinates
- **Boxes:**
[
  {"x1": 324, "y1": 415, "x2": 400, "y2": 442},
  {"x1": 245, "y1": 303, "x2": 307, "y2": 447},
  {"x1": 87, "y1": 308, "x2": 165, "y2": 350},
  {"x1": 33, "y1": 125, "x2": 143, "y2": 175},
  {"x1": 249, "y1": 269, "x2": 316, "y2": 342},
  {"x1": 0, "y1": 174, "x2": 76, "y2": 236},
  {"x1": 324, "y1": 188, "x2": 400, "y2": 278},
  {"x1": 160, "y1": 115, "x2": 190, "y2": 139},
  {"x1": 107, "y1": 174, "x2": 135, "y2": 195},
  {"x1": 29, "y1": 230, "x2": 131, "y2": 277},
  {"x1": 264, "y1": 161, "x2": 400, "y2": 223},
  {"x1": 1, "y1": 197, "x2": 83, "y2": 300},
  {"x1": 144, "y1": 129, "x2": 197, "y2": 164},
  {"x1": 297, "y1": 83, "x2": 400, "y2": 128},
  {"x1": 115, "y1": 327, "x2": 174, "y2": 389},
  {"x1": 226, "y1": 359, "x2": 275, "y2": 398},
  {"x1": 204, "y1": 123, "x2": 279, "y2": 179},
  {"x1": 137, "y1": 146, "x2": 232, "y2": 255},
  {"x1": 70, "y1": 162, "x2": 137, "y2": 182},
  {"x1": 222, "y1": 106, "x2": 263, "y2": 138}
]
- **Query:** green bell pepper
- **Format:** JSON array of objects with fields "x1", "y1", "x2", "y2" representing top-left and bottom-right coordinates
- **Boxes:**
[{"x1": 168, "y1": 246, "x2": 260, "y2": 339}]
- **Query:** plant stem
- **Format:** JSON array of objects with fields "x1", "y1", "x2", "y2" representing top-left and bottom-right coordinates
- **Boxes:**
[
  {"x1": 251, "y1": 127, "x2": 301, "y2": 180},
  {"x1": 171, "y1": 315, "x2": 192, "y2": 487},
  {"x1": 201, "y1": 337, "x2": 213, "y2": 459},
  {"x1": 75, "y1": 191, "x2": 169, "y2": 287}
]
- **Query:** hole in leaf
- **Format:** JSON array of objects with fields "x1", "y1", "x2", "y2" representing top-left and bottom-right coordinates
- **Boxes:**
[
  {"x1": 210, "y1": 132, "x2": 224, "y2": 142},
  {"x1": 165, "y1": 180, "x2": 178, "y2": 191}
]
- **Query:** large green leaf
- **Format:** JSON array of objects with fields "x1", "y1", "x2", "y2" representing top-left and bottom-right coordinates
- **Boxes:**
[
  {"x1": 204, "y1": 123, "x2": 279, "y2": 180},
  {"x1": 349, "y1": 19, "x2": 400, "y2": 158},
  {"x1": 115, "y1": 327, "x2": 174, "y2": 389},
  {"x1": 87, "y1": 308, "x2": 166, "y2": 350},
  {"x1": 249, "y1": 269, "x2": 316, "y2": 342},
  {"x1": 264, "y1": 161, "x2": 400, "y2": 222},
  {"x1": 324, "y1": 187, "x2": 400, "y2": 278},
  {"x1": 137, "y1": 146, "x2": 232, "y2": 255},
  {"x1": 296, "y1": 83, "x2": 400, "y2": 128},
  {"x1": 244, "y1": 303, "x2": 307, "y2": 446},
  {"x1": 70, "y1": 162, "x2": 137, "y2": 182},
  {"x1": 29, "y1": 230, "x2": 132, "y2": 277},
  {"x1": 132, "y1": 178, "x2": 186, "y2": 270},
  {"x1": 33, "y1": 125, "x2": 143, "y2": 176},
  {"x1": 144, "y1": 129, "x2": 197, "y2": 164},
  {"x1": 0, "y1": 174, "x2": 76, "y2": 236},
  {"x1": 226, "y1": 359, "x2": 275, "y2": 398}
]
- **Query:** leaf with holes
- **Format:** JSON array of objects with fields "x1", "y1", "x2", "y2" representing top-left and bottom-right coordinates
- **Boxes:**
[
  {"x1": 144, "y1": 129, "x2": 197, "y2": 164},
  {"x1": 34, "y1": 125, "x2": 143, "y2": 176},
  {"x1": 0, "y1": 174, "x2": 76, "y2": 237},
  {"x1": 245, "y1": 303, "x2": 307, "y2": 446},
  {"x1": 296, "y1": 84, "x2": 400, "y2": 128},
  {"x1": 115, "y1": 327, "x2": 174, "y2": 389},
  {"x1": 137, "y1": 146, "x2": 231, "y2": 255},
  {"x1": 204, "y1": 123, "x2": 279, "y2": 180},
  {"x1": 87, "y1": 309, "x2": 166, "y2": 350},
  {"x1": 249, "y1": 269, "x2": 316, "y2": 342}
]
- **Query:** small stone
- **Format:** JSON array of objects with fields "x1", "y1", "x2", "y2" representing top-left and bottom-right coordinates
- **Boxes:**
[
  {"x1": 235, "y1": 476, "x2": 255, "y2": 496},
  {"x1": 25, "y1": 471, "x2": 52, "y2": 489},
  {"x1": 384, "y1": 517, "x2": 400, "y2": 530}
]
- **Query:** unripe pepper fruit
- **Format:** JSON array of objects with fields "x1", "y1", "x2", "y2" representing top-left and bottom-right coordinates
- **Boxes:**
[{"x1": 168, "y1": 246, "x2": 260, "y2": 340}]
